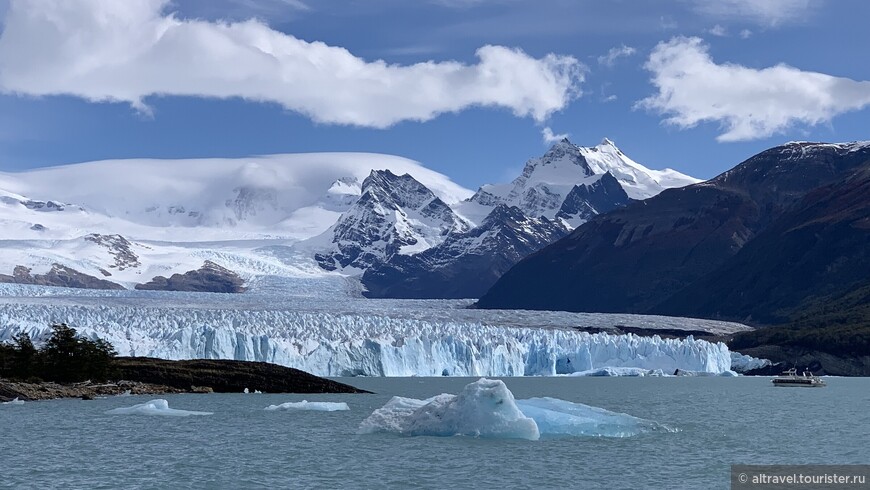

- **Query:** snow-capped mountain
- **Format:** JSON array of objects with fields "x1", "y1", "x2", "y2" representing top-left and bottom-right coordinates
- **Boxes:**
[
  {"x1": 456, "y1": 138, "x2": 698, "y2": 227},
  {"x1": 353, "y1": 139, "x2": 698, "y2": 298},
  {"x1": 313, "y1": 169, "x2": 470, "y2": 271}
]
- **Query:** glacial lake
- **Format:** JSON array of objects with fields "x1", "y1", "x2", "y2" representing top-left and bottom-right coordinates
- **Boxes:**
[{"x1": 2, "y1": 376, "x2": 868, "y2": 489}]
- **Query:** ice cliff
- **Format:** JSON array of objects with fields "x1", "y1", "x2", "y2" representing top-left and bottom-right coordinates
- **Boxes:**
[{"x1": 0, "y1": 302, "x2": 734, "y2": 376}]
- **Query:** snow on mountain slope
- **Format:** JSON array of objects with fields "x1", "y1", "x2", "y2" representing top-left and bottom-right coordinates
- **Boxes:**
[
  {"x1": 0, "y1": 153, "x2": 472, "y2": 239},
  {"x1": 0, "y1": 153, "x2": 473, "y2": 288},
  {"x1": 310, "y1": 170, "x2": 470, "y2": 271},
  {"x1": 457, "y1": 138, "x2": 699, "y2": 226}
]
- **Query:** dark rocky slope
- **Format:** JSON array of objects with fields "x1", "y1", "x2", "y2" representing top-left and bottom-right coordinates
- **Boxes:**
[
  {"x1": 136, "y1": 261, "x2": 246, "y2": 293},
  {"x1": 361, "y1": 204, "x2": 568, "y2": 298},
  {"x1": 0, "y1": 264, "x2": 124, "y2": 290},
  {"x1": 656, "y1": 163, "x2": 870, "y2": 323},
  {"x1": 112, "y1": 357, "x2": 368, "y2": 394}
]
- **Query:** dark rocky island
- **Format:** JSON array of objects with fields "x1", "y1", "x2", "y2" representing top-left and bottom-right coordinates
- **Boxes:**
[{"x1": 0, "y1": 356, "x2": 369, "y2": 402}]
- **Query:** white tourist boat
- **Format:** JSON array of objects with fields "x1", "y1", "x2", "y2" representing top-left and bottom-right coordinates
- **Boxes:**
[{"x1": 772, "y1": 368, "x2": 826, "y2": 387}]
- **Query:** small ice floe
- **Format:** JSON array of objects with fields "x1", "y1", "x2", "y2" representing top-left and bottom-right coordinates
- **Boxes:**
[
  {"x1": 673, "y1": 369, "x2": 738, "y2": 377},
  {"x1": 264, "y1": 401, "x2": 349, "y2": 412},
  {"x1": 117, "y1": 390, "x2": 133, "y2": 397},
  {"x1": 2, "y1": 397, "x2": 25, "y2": 405},
  {"x1": 359, "y1": 378, "x2": 675, "y2": 440},
  {"x1": 568, "y1": 367, "x2": 666, "y2": 377},
  {"x1": 106, "y1": 399, "x2": 212, "y2": 417}
]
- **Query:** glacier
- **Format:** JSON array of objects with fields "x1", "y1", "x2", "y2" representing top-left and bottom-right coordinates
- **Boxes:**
[
  {"x1": 0, "y1": 300, "x2": 734, "y2": 377},
  {"x1": 359, "y1": 378, "x2": 672, "y2": 440}
]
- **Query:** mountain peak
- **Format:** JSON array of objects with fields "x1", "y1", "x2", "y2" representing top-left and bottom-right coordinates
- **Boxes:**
[{"x1": 600, "y1": 137, "x2": 616, "y2": 147}]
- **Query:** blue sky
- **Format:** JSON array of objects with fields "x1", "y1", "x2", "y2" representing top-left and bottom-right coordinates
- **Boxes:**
[{"x1": 0, "y1": 0, "x2": 868, "y2": 189}]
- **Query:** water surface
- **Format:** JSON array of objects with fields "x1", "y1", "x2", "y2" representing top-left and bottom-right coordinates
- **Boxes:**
[{"x1": 2, "y1": 377, "x2": 867, "y2": 489}]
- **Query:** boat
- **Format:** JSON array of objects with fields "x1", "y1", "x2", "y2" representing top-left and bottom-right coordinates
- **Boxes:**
[{"x1": 772, "y1": 368, "x2": 826, "y2": 387}]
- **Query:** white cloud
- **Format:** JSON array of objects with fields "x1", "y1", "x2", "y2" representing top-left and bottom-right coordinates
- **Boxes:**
[
  {"x1": 739, "y1": 29, "x2": 753, "y2": 39},
  {"x1": 541, "y1": 127, "x2": 569, "y2": 144},
  {"x1": 638, "y1": 37, "x2": 870, "y2": 142},
  {"x1": 227, "y1": 0, "x2": 310, "y2": 13},
  {"x1": 708, "y1": 24, "x2": 727, "y2": 37},
  {"x1": 660, "y1": 16, "x2": 679, "y2": 30},
  {"x1": 690, "y1": 0, "x2": 816, "y2": 27},
  {"x1": 0, "y1": 0, "x2": 584, "y2": 128},
  {"x1": 597, "y1": 45, "x2": 636, "y2": 67}
]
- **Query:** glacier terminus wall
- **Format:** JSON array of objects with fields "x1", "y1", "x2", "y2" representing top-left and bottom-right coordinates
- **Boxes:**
[{"x1": 0, "y1": 293, "x2": 736, "y2": 376}]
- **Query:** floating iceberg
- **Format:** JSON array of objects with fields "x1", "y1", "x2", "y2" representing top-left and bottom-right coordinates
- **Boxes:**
[
  {"x1": 359, "y1": 378, "x2": 540, "y2": 440},
  {"x1": 359, "y1": 378, "x2": 671, "y2": 440},
  {"x1": 515, "y1": 398, "x2": 673, "y2": 438},
  {"x1": 106, "y1": 399, "x2": 212, "y2": 417},
  {"x1": 568, "y1": 367, "x2": 667, "y2": 377},
  {"x1": 0, "y1": 299, "x2": 737, "y2": 376},
  {"x1": 2, "y1": 397, "x2": 24, "y2": 405},
  {"x1": 264, "y1": 401, "x2": 350, "y2": 412}
]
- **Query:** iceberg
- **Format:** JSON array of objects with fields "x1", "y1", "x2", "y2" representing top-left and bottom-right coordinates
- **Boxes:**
[
  {"x1": 515, "y1": 398, "x2": 672, "y2": 438},
  {"x1": 359, "y1": 378, "x2": 671, "y2": 440},
  {"x1": 0, "y1": 299, "x2": 735, "y2": 376},
  {"x1": 264, "y1": 401, "x2": 349, "y2": 412},
  {"x1": 106, "y1": 399, "x2": 212, "y2": 417},
  {"x1": 359, "y1": 378, "x2": 540, "y2": 440},
  {"x1": 2, "y1": 397, "x2": 25, "y2": 405}
]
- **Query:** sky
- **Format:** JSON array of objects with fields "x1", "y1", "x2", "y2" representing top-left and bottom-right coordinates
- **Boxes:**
[{"x1": 0, "y1": 0, "x2": 868, "y2": 189}]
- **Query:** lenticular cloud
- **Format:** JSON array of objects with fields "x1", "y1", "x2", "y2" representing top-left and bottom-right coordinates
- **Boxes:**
[{"x1": 0, "y1": 0, "x2": 584, "y2": 127}]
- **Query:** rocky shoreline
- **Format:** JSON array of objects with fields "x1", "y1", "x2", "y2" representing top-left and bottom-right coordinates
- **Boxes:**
[
  {"x1": 0, "y1": 379, "x2": 194, "y2": 402},
  {"x1": 0, "y1": 357, "x2": 370, "y2": 402}
]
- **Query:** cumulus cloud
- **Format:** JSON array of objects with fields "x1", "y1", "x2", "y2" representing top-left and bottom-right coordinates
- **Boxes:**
[
  {"x1": 541, "y1": 127, "x2": 569, "y2": 144},
  {"x1": 690, "y1": 0, "x2": 816, "y2": 27},
  {"x1": 637, "y1": 37, "x2": 870, "y2": 142},
  {"x1": 0, "y1": 0, "x2": 584, "y2": 128},
  {"x1": 597, "y1": 45, "x2": 636, "y2": 67},
  {"x1": 739, "y1": 29, "x2": 753, "y2": 39}
]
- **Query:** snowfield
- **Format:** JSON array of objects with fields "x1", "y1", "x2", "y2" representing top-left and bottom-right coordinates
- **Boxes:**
[{"x1": 0, "y1": 284, "x2": 751, "y2": 377}]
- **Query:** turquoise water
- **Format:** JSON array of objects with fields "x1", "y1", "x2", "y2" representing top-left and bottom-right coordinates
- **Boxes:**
[{"x1": 2, "y1": 377, "x2": 868, "y2": 489}]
